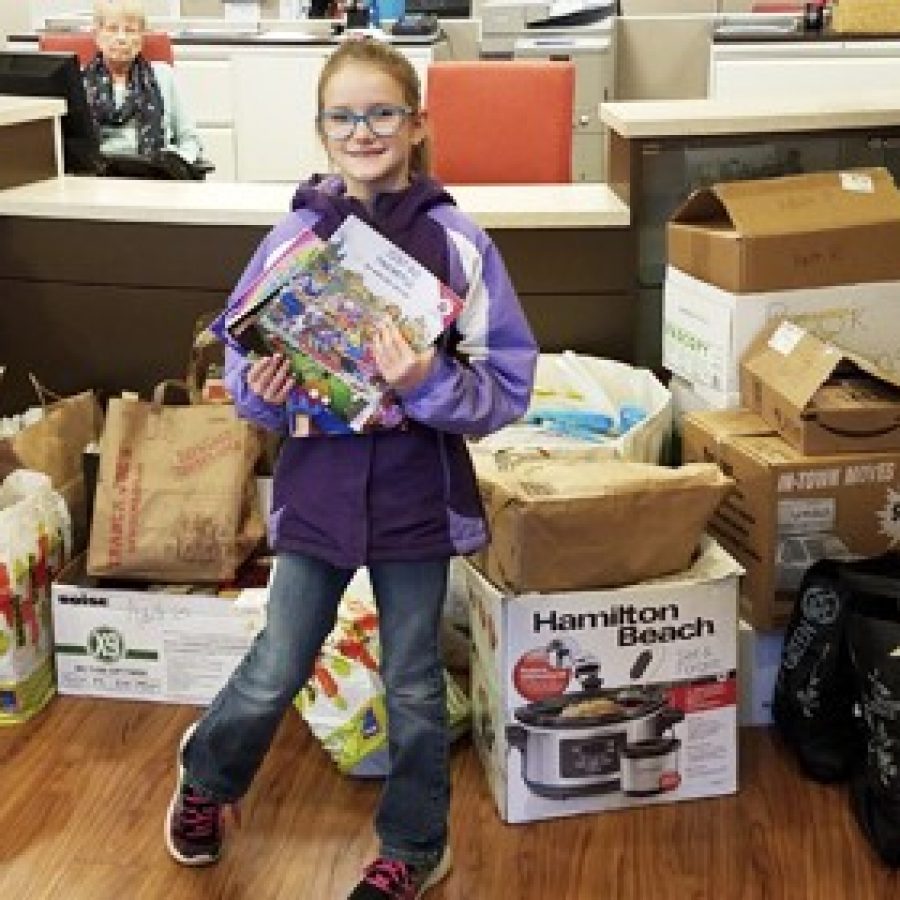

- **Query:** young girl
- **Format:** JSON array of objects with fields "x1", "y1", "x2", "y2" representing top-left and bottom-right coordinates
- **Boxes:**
[{"x1": 165, "y1": 39, "x2": 537, "y2": 899}]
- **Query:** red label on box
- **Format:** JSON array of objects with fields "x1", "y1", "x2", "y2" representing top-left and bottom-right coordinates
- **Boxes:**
[
  {"x1": 513, "y1": 650, "x2": 571, "y2": 701},
  {"x1": 667, "y1": 675, "x2": 737, "y2": 713}
]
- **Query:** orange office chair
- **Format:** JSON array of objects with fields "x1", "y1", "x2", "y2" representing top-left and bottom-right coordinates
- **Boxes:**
[
  {"x1": 38, "y1": 31, "x2": 175, "y2": 67},
  {"x1": 426, "y1": 61, "x2": 574, "y2": 185}
]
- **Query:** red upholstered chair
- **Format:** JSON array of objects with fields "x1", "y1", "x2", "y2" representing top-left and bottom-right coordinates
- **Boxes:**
[
  {"x1": 38, "y1": 31, "x2": 175, "y2": 67},
  {"x1": 426, "y1": 61, "x2": 574, "y2": 185}
]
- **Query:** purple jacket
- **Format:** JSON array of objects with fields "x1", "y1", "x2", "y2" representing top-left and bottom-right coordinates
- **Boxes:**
[{"x1": 223, "y1": 175, "x2": 538, "y2": 568}]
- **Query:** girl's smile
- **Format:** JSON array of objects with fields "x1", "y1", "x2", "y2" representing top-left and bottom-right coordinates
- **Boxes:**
[{"x1": 319, "y1": 62, "x2": 427, "y2": 205}]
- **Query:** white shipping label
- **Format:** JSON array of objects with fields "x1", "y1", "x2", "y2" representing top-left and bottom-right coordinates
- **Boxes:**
[
  {"x1": 767, "y1": 320, "x2": 806, "y2": 356},
  {"x1": 777, "y1": 498, "x2": 836, "y2": 535},
  {"x1": 840, "y1": 172, "x2": 875, "y2": 194}
]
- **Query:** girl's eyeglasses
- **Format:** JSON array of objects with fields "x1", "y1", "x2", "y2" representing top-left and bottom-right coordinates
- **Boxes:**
[{"x1": 318, "y1": 104, "x2": 413, "y2": 140}]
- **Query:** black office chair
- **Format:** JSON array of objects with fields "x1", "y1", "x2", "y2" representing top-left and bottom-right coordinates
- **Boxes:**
[{"x1": 99, "y1": 149, "x2": 215, "y2": 181}]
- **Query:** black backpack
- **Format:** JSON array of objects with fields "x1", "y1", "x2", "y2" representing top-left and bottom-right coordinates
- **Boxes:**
[
  {"x1": 842, "y1": 559, "x2": 900, "y2": 868},
  {"x1": 773, "y1": 553, "x2": 900, "y2": 868},
  {"x1": 772, "y1": 558, "x2": 862, "y2": 783}
]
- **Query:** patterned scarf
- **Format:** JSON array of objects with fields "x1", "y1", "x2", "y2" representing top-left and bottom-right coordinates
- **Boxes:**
[{"x1": 82, "y1": 52, "x2": 165, "y2": 155}]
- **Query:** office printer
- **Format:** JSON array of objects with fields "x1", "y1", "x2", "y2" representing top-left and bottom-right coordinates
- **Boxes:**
[
  {"x1": 481, "y1": 0, "x2": 615, "y2": 39},
  {"x1": 480, "y1": 0, "x2": 617, "y2": 181}
]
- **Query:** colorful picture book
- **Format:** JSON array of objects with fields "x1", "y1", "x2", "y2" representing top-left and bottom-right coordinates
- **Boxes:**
[{"x1": 222, "y1": 215, "x2": 463, "y2": 435}]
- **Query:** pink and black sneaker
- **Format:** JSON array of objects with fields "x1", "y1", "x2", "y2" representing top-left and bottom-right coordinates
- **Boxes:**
[
  {"x1": 348, "y1": 847, "x2": 452, "y2": 899},
  {"x1": 164, "y1": 724, "x2": 235, "y2": 866}
]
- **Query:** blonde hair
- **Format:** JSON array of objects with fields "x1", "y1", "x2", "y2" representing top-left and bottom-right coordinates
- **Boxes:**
[
  {"x1": 93, "y1": 0, "x2": 147, "y2": 28},
  {"x1": 317, "y1": 39, "x2": 431, "y2": 177}
]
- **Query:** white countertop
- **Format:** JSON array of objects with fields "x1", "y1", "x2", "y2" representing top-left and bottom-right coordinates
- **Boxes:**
[
  {"x1": 600, "y1": 92, "x2": 900, "y2": 138},
  {"x1": 0, "y1": 95, "x2": 66, "y2": 128},
  {"x1": 0, "y1": 177, "x2": 630, "y2": 229}
]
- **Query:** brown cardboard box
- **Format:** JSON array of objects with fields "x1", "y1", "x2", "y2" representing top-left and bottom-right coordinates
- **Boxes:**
[
  {"x1": 682, "y1": 408, "x2": 900, "y2": 630},
  {"x1": 833, "y1": 0, "x2": 900, "y2": 33},
  {"x1": 740, "y1": 320, "x2": 900, "y2": 455},
  {"x1": 472, "y1": 454, "x2": 733, "y2": 594},
  {"x1": 667, "y1": 168, "x2": 900, "y2": 293}
]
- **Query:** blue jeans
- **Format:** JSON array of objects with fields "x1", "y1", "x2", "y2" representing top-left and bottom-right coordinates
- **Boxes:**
[{"x1": 183, "y1": 551, "x2": 451, "y2": 866}]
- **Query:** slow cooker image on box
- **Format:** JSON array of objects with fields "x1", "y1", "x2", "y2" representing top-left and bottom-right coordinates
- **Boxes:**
[
  {"x1": 505, "y1": 687, "x2": 684, "y2": 800},
  {"x1": 620, "y1": 737, "x2": 682, "y2": 797}
]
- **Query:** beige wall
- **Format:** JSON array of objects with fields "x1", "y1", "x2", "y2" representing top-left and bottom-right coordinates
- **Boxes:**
[
  {"x1": 181, "y1": 0, "x2": 282, "y2": 16},
  {"x1": 0, "y1": 5, "x2": 32, "y2": 40},
  {"x1": 622, "y1": 0, "x2": 755, "y2": 9},
  {"x1": 615, "y1": 14, "x2": 713, "y2": 100},
  {"x1": 620, "y1": 0, "x2": 716, "y2": 13},
  {"x1": 180, "y1": 0, "x2": 222, "y2": 14},
  {"x1": 718, "y1": 0, "x2": 757, "y2": 11}
]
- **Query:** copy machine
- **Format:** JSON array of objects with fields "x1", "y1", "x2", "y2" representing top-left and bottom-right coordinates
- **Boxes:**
[{"x1": 480, "y1": 0, "x2": 617, "y2": 181}]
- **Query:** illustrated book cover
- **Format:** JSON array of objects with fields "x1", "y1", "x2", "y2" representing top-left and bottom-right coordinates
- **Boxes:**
[{"x1": 220, "y1": 215, "x2": 463, "y2": 435}]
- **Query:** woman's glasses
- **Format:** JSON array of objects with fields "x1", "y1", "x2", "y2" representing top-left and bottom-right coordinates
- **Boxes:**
[
  {"x1": 98, "y1": 20, "x2": 143, "y2": 36},
  {"x1": 318, "y1": 104, "x2": 413, "y2": 140}
]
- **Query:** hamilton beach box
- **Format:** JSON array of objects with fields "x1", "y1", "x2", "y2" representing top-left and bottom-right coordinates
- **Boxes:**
[
  {"x1": 467, "y1": 538, "x2": 742, "y2": 824},
  {"x1": 50, "y1": 556, "x2": 266, "y2": 705}
]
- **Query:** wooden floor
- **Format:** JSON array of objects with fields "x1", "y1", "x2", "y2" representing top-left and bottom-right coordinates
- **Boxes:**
[{"x1": 0, "y1": 697, "x2": 897, "y2": 900}]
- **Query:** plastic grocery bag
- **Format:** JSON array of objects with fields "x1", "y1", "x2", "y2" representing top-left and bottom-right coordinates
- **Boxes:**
[
  {"x1": 294, "y1": 569, "x2": 470, "y2": 777},
  {"x1": 0, "y1": 470, "x2": 72, "y2": 724}
]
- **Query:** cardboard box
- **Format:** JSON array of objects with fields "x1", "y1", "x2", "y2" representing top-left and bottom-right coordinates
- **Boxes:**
[
  {"x1": 669, "y1": 376, "x2": 740, "y2": 419},
  {"x1": 51, "y1": 556, "x2": 266, "y2": 704},
  {"x1": 738, "y1": 619, "x2": 784, "y2": 727},
  {"x1": 667, "y1": 168, "x2": 900, "y2": 294},
  {"x1": 681, "y1": 408, "x2": 900, "y2": 630},
  {"x1": 741, "y1": 320, "x2": 900, "y2": 455},
  {"x1": 467, "y1": 539, "x2": 742, "y2": 824},
  {"x1": 833, "y1": 0, "x2": 900, "y2": 33},
  {"x1": 662, "y1": 267, "x2": 900, "y2": 396},
  {"x1": 472, "y1": 455, "x2": 733, "y2": 593}
]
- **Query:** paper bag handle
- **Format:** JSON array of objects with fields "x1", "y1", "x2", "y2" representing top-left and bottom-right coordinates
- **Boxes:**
[
  {"x1": 28, "y1": 374, "x2": 65, "y2": 411},
  {"x1": 151, "y1": 379, "x2": 191, "y2": 410}
]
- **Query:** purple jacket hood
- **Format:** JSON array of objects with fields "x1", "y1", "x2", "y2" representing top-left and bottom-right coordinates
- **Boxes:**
[{"x1": 290, "y1": 174, "x2": 457, "y2": 281}]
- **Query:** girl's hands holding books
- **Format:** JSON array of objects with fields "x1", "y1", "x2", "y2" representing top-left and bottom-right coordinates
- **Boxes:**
[
  {"x1": 247, "y1": 354, "x2": 296, "y2": 404},
  {"x1": 373, "y1": 320, "x2": 435, "y2": 393}
]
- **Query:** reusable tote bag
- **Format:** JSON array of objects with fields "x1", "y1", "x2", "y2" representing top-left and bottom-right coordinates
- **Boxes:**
[
  {"x1": 87, "y1": 383, "x2": 264, "y2": 582},
  {"x1": 0, "y1": 470, "x2": 72, "y2": 724}
]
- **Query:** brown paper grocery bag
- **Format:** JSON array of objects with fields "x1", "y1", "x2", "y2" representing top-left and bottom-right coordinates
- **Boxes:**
[
  {"x1": 472, "y1": 454, "x2": 735, "y2": 593},
  {"x1": 87, "y1": 382, "x2": 264, "y2": 582},
  {"x1": 0, "y1": 374, "x2": 103, "y2": 552}
]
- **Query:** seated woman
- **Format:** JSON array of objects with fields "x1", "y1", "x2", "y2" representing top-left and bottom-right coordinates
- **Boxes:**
[{"x1": 83, "y1": 0, "x2": 203, "y2": 167}]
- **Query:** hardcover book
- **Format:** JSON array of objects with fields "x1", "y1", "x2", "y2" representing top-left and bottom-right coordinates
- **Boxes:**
[{"x1": 221, "y1": 215, "x2": 463, "y2": 435}]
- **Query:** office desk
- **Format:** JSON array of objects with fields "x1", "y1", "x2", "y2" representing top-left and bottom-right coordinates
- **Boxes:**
[
  {"x1": 0, "y1": 177, "x2": 632, "y2": 411},
  {"x1": 0, "y1": 96, "x2": 64, "y2": 190},
  {"x1": 600, "y1": 93, "x2": 900, "y2": 365}
]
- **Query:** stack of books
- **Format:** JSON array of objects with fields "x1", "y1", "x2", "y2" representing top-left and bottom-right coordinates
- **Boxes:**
[{"x1": 223, "y1": 215, "x2": 463, "y2": 435}]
